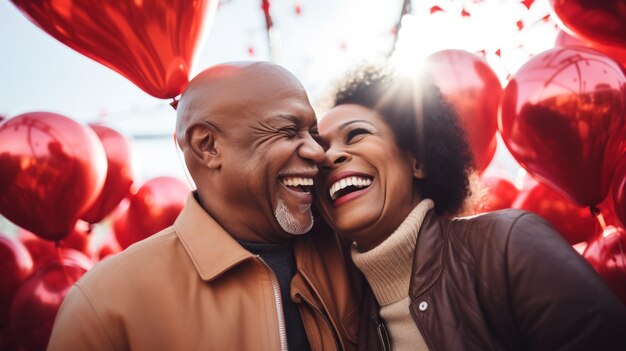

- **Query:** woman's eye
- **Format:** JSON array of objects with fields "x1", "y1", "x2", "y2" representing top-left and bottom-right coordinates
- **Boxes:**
[{"x1": 345, "y1": 128, "x2": 371, "y2": 143}]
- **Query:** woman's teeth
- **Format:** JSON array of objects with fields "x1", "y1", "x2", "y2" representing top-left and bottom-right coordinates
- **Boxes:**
[{"x1": 329, "y1": 176, "x2": 372, "y2": 200}]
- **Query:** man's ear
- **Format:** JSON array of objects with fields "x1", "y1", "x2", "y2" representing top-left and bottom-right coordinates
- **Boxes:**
[
  {"x1": 411, "y1": 158, "x2": 426, "y2": 179},
  {"x1": 186, "y1": 123, "x2": 221, "y2": 169}
]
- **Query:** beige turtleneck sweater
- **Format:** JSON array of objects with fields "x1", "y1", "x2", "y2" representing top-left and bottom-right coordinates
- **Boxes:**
[{"x1": 351, "y1": 199, "x2": 434, "y2": 351}]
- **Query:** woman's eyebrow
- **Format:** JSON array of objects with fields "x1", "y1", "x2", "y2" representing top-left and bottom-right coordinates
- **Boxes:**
[{"x1": 338, "y1": 120, "x2": 375, "y2": 131}]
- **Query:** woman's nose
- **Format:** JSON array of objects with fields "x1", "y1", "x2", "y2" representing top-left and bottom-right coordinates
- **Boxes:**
[{"x1": 322, "y1": 146, "x2": 350, "y2": 169}]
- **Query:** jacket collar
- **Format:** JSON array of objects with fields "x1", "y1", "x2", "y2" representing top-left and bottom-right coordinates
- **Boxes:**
[
  {"x1": 409, "y1": 209, "x2": 446, "y2": 298},
  {"x1": 175, "y1": 192, "x2": 255, "y2": 281}
]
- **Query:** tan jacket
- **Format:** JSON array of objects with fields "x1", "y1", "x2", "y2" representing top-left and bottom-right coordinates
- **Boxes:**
[{"x1": 48, "y1": 194, "x2": 358, "y2": 351}]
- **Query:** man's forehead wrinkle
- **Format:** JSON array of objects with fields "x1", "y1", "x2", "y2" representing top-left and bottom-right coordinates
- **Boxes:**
[{"x1": 176, "y1": 61, "x2": 309, "y2": 142}]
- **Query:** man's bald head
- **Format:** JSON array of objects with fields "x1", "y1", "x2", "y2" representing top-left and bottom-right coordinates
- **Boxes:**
[
  {"x1": 173, "y1": 61, "x2": 324, "y2": 242},
  {"x1": 175, "y1": 62, "x2": 306, "y2": 149}
]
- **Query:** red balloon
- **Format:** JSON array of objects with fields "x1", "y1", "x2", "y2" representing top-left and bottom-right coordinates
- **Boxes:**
[
  {"x1": 19, "y1": 221, "x2": 93, "y2": 267},
  {"x1": 0, "y1": 112, "x2": 107, "y2": 241},
  {"x1": 583, "y1": 226, "x2": 626, "y2": 305},
  {"x1": 97, "y1": 231, "x2": 122, "y2": 261},
  {"x1": 550, "y1": 0, "x2": 626, "y2": 48},
  {"x1": 111, "y1": 199, "x2": 132, "y2": 250},
  {"x1": 9, "y1": 254, "x2": 90, "y2": 351},
  {"x1": 9, "y1": 0, "x2": 218, "y2": 99},
  {"x1": 125, "y1": 177, "x2": 189, "y2": 248},
  {"x1": 500, "y1": 47, "x2": 626, "y2": 206},
  {"x1": 612, "y1": 155, "x2": 626, "y2": 227},
  {"x1": 0, "y1": 328, "x2": 19, "y2": 351},
  {"x1": 425, "y1": 50, "x2": 501, "y2": 172},
  {"x1": 81, "y1": 125, "x2": 137, "y2": 224},
  {"x1": 555, "y1": 30, "x2": 626, "y2": 69},
  {"x1": 474, "y1": 172, "x2": 519, "y2": 213},
  {"x1": 513, "y1": 182, "x2": 600, "y2": 245},
  {"x1": 0, "y1": 236, "x2": 33, "y2": 328}
]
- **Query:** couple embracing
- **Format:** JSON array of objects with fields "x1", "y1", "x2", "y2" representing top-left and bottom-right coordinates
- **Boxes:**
[{"x1": 49, "y1": 62, "x2": 626, "y2": 351}]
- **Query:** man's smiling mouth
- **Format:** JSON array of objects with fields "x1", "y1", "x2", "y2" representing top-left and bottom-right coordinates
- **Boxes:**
[{"x1": 281, "y1": 176, "x2": 314, "y2": 193}]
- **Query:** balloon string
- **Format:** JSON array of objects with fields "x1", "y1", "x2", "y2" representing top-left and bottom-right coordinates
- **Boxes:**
[
  {"x1": 170, "y1": 97, "x2": 179, "y2": 110},
  {"x1": 590, "y1": 205, "x2": 607, "y2": 231},
  {"x1": 54, "y1": 239, "x2": 63, "y2": 262}
]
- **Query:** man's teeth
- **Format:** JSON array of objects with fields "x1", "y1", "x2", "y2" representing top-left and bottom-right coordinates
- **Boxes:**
[
  {"x1": 282, "y1": 177, "x2": 314, "y2": 187},
  {"x1": 329, "y1": 176, "x2": 372, "y2": 200}
]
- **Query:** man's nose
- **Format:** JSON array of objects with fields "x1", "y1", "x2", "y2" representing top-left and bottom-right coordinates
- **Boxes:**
[{"x1": 299, "y1": 133, "x2": 325, "y2": 164}]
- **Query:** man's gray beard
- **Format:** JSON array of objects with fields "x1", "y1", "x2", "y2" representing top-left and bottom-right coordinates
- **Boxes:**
[{"x1": 274, "y1": 199, "x2": 313, "y2": 235}]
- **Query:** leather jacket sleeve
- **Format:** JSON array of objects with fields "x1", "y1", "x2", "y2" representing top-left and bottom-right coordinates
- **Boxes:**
[
  {"x1": 48, "y1": 283, "x2": 121, "y2": 351},
  {"x1": 506, "y1": 213, "x2": 626, "y2": 351}
]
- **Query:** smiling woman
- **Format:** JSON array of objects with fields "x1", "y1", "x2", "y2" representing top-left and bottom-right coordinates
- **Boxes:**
[
  {"x1": 314, "y1": 65, "x2": 626, "y2": 351},
  {"x1": 315, "y1": 66, "x2": 473, "y2": 250}
]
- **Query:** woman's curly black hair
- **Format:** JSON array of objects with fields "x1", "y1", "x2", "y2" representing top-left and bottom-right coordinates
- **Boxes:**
[{"x1": 331, "y1": 65, "x2": 474, "y2": 216}]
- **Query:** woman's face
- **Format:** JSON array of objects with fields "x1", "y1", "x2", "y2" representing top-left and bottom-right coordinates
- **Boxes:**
[{"x1": 315, "y1": 104, "x2": 423, "y2": 251}]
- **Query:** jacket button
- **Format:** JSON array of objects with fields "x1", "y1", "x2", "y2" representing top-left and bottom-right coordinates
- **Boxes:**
[{"x1": 418, "y1": 301, "x2": 428, "y2": 311}]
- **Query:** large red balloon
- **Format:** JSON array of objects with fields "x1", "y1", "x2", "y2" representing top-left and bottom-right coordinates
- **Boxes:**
[
  {"x1": 612, "y1": 155, "x2": 626, "y2": 227},
  {"x1": 500, "y1": 47, "x2": 626, "y2": 206},
  {"x1": 425, "y1": 50, "x2": 501, "y2": 172},
  {"x1": 0, "y1": 235, "x2": 33, "y2": 329},
  {"x1": 474, "y1": 172, "x2": 519, "y2": 213},
  {"x1": 513, "y1": 182, "x2": 599, "y2": 245},
  {"x1": 555, "y1": 30, "x2": 626, "y2": 69},
  {"x1": 81, "y1": 125, "x2": 137, "y2": 224},
  {"x1": 9, "y1": 253, "x2": 90, "y2": 351},
  {"x1": 583, "y1": 226, "x2": 626, "y2": 305},
  {"x1": 550, "y1": 0, "x2": 626, "y2": 48},
  {"x1": 9, "y1": 0, "x2": 217, "y2": 99},
  {"x1": 124, "y1": 177, "x2": 189, "y2": 248},
  {"x1": 0, "y1": 113, "x2": 107, "y2": 241}
]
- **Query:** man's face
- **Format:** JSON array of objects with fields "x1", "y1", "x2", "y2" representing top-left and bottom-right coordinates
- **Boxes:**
[{"x1": 213, "y1": 68, "x2": 324, "y2": 241}]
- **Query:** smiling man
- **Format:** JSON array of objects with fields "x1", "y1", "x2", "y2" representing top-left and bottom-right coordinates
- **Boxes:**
[{"x1": 48, "y1": 62, "x2": 358, "y2": 351}]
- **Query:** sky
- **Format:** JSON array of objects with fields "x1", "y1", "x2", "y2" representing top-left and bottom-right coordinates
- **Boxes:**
[{"x1": 0, "y1": 0, "x2": 558, "y2": 183}]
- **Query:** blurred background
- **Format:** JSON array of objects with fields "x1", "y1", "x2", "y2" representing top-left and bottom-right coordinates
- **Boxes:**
[{"x1": 0, "y1": 0, "x2": 558, "y2": 182}]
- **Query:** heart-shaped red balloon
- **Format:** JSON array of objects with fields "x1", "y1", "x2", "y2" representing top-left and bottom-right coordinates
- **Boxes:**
[
  {"x1": 474, "y1": 172, "x2": 519, "y2": 213},
  {"x1": 81, "y1": 125, "x2": 137, "y2": 224},
  {"x1": 555, "y1": 30, "x2": 626, "y2": 69},
  {"x1": 0, "y1": 235, "x2": 33, "y2": 329},
  {"x1": 125, "y1": 176, "x2": 189, "y2": 248},
  {"x1": 550, "y1": 0, "x2": 626, "y2": 49},
  {"x1": 513, "y1": 181, "x2": 600, "y2": 245},
  {"x1": 0, "y1": 112, "x2": 107, "y2": 241},
  {"x1": 9, "y1": 253, "x2": 90, "y2": 351},
  {"x1": 500, "y1": 47, "x2": 626, "y2": 206},
  {"x1": 611, "y1": 154, "x2": 626, "y2": 227},
  {"x1": 583, "y1": 226, "x2": 626, "y2": 305},
  {"x1": 10, "y1": 0, "x2": 218, "y2": 99},
  {"x1": 425, "y1": 50, "x2": 501, "y2": 172}
]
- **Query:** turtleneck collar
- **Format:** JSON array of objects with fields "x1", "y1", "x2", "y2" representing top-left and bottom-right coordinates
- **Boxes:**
[{"x1": 351, "y1": 199, "x2": 434, "y2": 306}]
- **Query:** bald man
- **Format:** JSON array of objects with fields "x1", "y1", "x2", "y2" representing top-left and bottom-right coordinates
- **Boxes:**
[{"x1": 48, "y1": 62, "x2": 358, "y2": 351}]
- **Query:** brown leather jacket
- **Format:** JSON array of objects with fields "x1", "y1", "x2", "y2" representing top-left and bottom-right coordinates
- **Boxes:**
[
  {"x1": 358, "y1": 209, "x2": 626, "y2": 351},
  {"x1": 48, "y1": 194, "x2": 358, "y2": 351}
]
